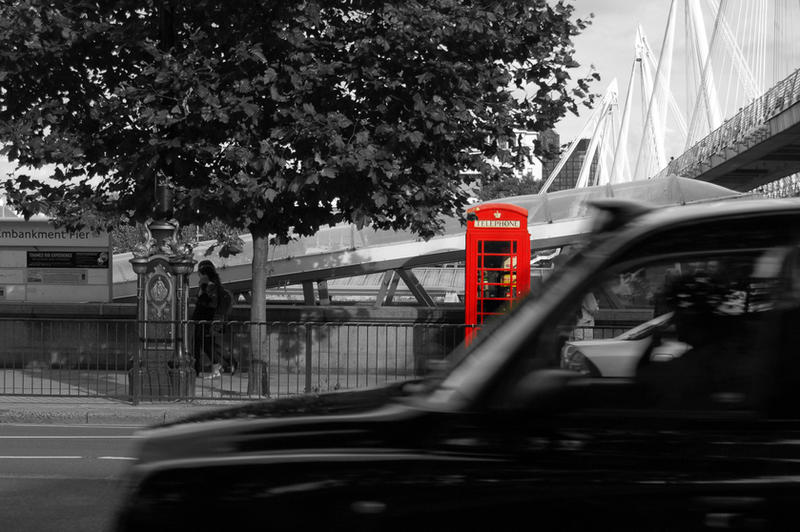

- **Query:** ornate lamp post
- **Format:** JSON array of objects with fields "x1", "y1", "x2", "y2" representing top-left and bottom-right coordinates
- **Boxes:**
[{"x1": 129, "y1": 208, "x2": 196, "y2": 402}]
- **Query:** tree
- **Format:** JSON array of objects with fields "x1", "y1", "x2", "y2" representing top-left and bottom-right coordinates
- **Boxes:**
[
  {"x1": 0, "y1": 0, "x2": 598, "y2": 395},
  {"x1": 476, "y1": 175, "x2": 544, "y2": 201},
  {"x1": 110, "y1": 220, "x2": 237, "y2": 254}
]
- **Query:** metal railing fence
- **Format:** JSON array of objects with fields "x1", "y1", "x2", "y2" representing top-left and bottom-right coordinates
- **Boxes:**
[
  {"x1": 0, "y1": 318, "x2": 135, "y2": 399},
  {"x1": 569, "y1": 325, "x2": 631, "y2": 341},
  {"x1": 0, "y1": 318, "x2": 468, "y2": 403}
]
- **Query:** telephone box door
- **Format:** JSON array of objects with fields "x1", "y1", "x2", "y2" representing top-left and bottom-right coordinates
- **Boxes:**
[{"x1": 465, "y1": 203, "x2": 530, "y2": 342}]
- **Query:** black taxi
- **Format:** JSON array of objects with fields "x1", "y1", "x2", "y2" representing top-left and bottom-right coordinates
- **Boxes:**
[{"x1": 115, "y1": 197, "x2": 800, "y2": 531}]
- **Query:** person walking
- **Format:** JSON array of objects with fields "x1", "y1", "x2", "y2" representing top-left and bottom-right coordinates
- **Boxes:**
[
  {"x1": 190, "y1": 274, "x2": 216, "y2": 376},
  {"x1": 196, "y1": 260, "x2": 235, "y2": 378}
]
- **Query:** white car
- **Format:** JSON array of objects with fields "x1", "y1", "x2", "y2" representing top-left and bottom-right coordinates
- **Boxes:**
[{"x1": 560, "y1": 312, "x2": 690, "y2": 377}]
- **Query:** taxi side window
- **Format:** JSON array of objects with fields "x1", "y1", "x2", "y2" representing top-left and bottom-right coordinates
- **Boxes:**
[
  {"x1": 631, "y1": 252, "x2": 780, "y2": 411},
  {"x1": 522, "y1": 243, "x2": 800, "y2": 415}
]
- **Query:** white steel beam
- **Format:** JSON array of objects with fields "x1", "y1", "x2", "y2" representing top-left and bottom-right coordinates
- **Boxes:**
[
  {"x1": 576, "y1": 80, "x2": 618, "y2": 189},
  {"x1": 634, "y1": 0, "x2": 678, "y2": 179}
]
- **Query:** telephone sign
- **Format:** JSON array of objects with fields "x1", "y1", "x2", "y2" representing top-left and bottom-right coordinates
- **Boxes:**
[{"x1": 465, "y1": 203, "x2": 531, "y2": 343}]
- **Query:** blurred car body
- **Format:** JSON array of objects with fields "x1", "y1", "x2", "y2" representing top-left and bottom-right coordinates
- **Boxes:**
[
  {"x1": 115, "y1": 198, "x2": 800, "y2": 531},
  {"x1": 561, "y1": 312, "x2": 690, "y2": 376}
]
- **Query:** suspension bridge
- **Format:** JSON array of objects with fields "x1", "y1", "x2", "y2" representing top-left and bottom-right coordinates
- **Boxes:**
[{"x1": 542, "y1": 0, "x2": 800, "y2": 195}]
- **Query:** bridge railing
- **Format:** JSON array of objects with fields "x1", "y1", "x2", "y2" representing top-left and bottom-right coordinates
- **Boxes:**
[{"x1": 653, "y1": 67, "x2": 800, "y2": 180}]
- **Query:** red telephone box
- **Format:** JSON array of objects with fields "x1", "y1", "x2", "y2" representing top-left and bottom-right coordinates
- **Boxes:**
[{"x1": 465, "y1": 203, "x2": 531, "y2": 342}]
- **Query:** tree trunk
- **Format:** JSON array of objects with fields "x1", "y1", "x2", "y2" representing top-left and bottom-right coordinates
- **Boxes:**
[{"x1": 247, "y1": 232, "x2": 269, "y2": 396}]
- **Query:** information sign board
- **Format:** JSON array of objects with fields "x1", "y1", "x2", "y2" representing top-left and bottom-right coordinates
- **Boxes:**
[
  {"x1": 27, "y1": 251, "x2": 110, "y2": 269},
  {"x1": 0, "y1": 218, "x2": 112, "y2": 303}
]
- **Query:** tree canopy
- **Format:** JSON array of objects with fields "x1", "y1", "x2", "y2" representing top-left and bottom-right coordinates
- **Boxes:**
[
  {"x1": 476, "y1": 174, "x2": 544, "y2": 201},
  {"x1": 1, "y1": 0, "x2": 597, "y2": 240}
]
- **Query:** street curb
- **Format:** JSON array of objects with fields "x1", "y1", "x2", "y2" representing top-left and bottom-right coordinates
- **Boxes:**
[{"x1": 0, "y1": 405, "x2": 229, "y2": 426}]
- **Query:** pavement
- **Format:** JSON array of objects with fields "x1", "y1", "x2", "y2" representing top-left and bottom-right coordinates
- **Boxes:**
[{"x1": 0, "y1": 395, "x2": 247, "y2": 426}]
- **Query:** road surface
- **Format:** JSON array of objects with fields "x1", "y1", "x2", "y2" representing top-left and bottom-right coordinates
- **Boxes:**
[{"x1": 0, "y1": 423, "x2": 141, "y2": 532}]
